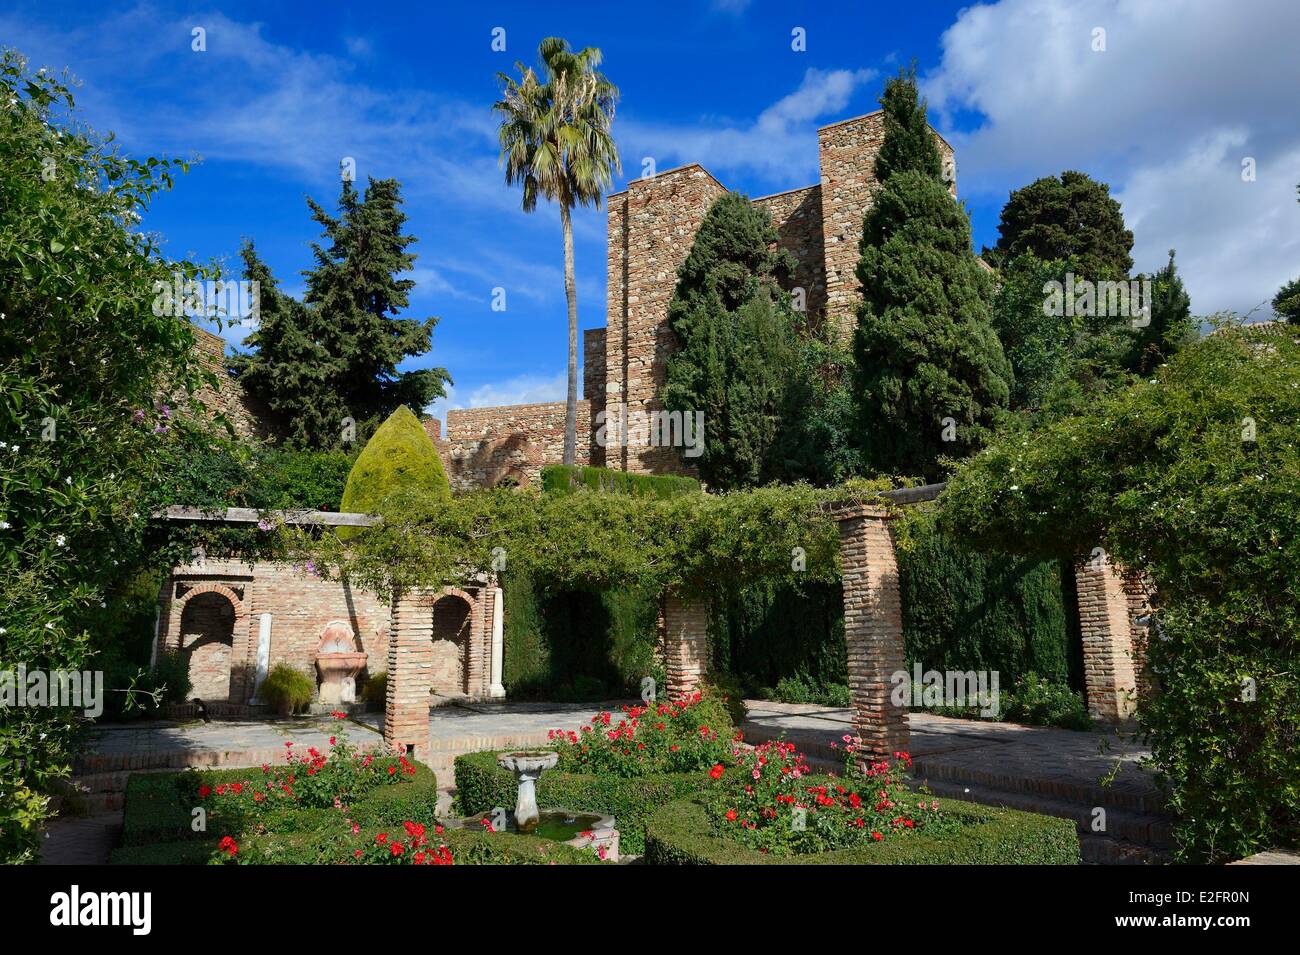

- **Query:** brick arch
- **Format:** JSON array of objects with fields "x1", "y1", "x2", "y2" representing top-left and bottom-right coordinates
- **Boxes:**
[
  {"x1": 176, "y1": 582, "x2": 247, "y2": 618},
  {"x1": 430, "y1": 590, "x2": 475, "y2": 695},
  {"x1": 171, "y1": 582, "x2": 253, "y2": 702}
]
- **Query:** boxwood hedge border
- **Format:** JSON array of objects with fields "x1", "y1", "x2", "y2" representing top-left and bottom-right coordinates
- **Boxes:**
[{"x1": 644, "y1": 795, "x2": 1080, "y2": 865}]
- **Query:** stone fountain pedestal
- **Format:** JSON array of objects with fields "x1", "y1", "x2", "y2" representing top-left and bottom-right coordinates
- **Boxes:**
[{"x1": 497, "y1": 750, "x2": 558, "y2": 833}]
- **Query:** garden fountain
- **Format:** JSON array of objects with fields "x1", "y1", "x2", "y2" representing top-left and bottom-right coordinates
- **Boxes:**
[
  {"x1": 447, "y1": 750, "x2": 619, "y2": 861},
  {"x1": 313, "y1": 621, "x2": 367, "y2": 706}
]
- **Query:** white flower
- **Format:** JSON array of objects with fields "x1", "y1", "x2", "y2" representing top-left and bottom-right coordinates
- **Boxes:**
[
  {"x1": 1009, "y1": 485, "x2": 1019, "y2": 491},
  {"x1": 55, "y1": 534, "x2": 66, "y2": 547},
  {"x1": 0, "y1": 521, "x2": 8, "y2": 530},
  {"x1": 64, "y1": 476, "x2": 72, "y2": 485}
]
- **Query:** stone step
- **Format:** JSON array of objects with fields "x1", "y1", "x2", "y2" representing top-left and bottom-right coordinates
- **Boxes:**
[
  {"x1": 920, "y1": 777, "x2": 1174, "y2": 851},
  {"x1": 911, "y1": 752, "x2": 1167, "y2": 816}
]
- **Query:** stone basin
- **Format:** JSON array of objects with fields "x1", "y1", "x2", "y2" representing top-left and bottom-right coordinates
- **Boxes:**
[
  {"x1": 450, "y1": 807, "x2": 620, "y2": 862},
  {"x1": 315, "y1": 651, "x2": 367, "y2": 706}
]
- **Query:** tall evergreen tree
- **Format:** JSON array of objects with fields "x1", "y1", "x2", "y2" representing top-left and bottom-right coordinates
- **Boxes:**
[
  {"x1": 662, "y1": 192, "x2": 801, "y2": 489},
  {"x1": 853, "y1": 69, "x2": 1011, "y2": 480},
  {"x1": 232, "y1": 240, "x2": 342, "y2": 445},
  {"x1": 992, "y1": 171, "x2": 1134, "y2": 279},
  {"x1": 1132, "y1": 249, "x2": 1196, "y2": 373},
  {"x1": 303, "y1": 177, "x2": 449, "y2": 441}
]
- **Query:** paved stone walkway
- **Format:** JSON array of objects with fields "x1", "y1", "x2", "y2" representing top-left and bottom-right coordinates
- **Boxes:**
[
  {"x1": 743, "y1": 701, "x2": 1163, "y2": 813},
  {"x1": 46, "y1": 699, "x2": 1166, "y2": 864}
]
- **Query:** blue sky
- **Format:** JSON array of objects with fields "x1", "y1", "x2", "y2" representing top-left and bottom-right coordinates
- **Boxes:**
[{"x1": 4, "y1": 1, "x2": 1298, "y2": 420}]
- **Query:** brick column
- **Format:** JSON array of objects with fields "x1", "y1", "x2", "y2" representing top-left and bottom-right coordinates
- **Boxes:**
[
  {"x1": 384, "y1": 589, "x2": 434, "y2": 758},
  {"x1": 1074, "y1": 554, "x2": 1140, "y2": 722},
  {"x1": 662, "y1": 592, "x2": 708, "y2": 701},
  {"x1": 835, "y1": 505, "x2": 909, "y2": 763}
]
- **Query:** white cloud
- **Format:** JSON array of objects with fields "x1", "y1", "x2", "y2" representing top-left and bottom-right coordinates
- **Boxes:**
[
  {"x1": 616, "y1": 67, "x2": 878, "y2": 186},
  {"x1": 922, "y1": 0, "x2": 1300, "y2": 315},
  {"x1": 425, "y1": 372, "x2": 568, "y2": 426}
]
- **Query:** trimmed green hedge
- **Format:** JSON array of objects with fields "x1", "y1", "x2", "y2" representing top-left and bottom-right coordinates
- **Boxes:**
[
  {"x1": 644, "y1": 795, "x2": 1079, "y2": 865},
  {"x1": 111, "y1": 823, "x2": 598, "y2": 866},
  {"x1": 540, "y1": 464, "x2": 700, "y2": 499},
  {"x1": 455, "y1": 750, "x2": 712, "y2": 854},
  {"x1": 120, "y1": 762, "x2": 439, "y2": 848},
  {"x1": 113, "y1": 761, "x2": 603, "y2": 865}
]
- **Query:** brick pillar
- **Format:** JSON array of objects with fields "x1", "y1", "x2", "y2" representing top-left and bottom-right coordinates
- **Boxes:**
[
  {"x1": 662, "y1": 592, "x2": 708, "y2": 701},
  {"x1": 384, "y1": 589, "x2": 434, "y2": 759},
  {"x1": 835, "y1": 505, "x2": 909, "y2": 763},
  {"x1": 1074, "y1": 554, "x2": 1140, "y2": 722}
]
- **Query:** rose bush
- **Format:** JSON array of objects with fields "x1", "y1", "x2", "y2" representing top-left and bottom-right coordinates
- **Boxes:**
[
  {"x1": 545, "y1": 691, "x2": 738, "y2": 777},
  {"x1": 704, "y1": 735, "x2": 953, "y2": 856}
]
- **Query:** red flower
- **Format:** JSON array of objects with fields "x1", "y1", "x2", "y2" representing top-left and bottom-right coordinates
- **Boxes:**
[
  {"x1": 725, "y1": 809, "x2": 738, "y2": 822},
  {"x1": 709, "y1": 764, "x2": 725, "y2": 780},
  {"x1": 375, "y1": 833, "x2": 389, "y2": 844},
  {"x1": 218, "y1": 836, "x2": 238, "y2": 856},
  {"x1": 872, "y1": 831, "x2": 883, "y2": 841},
  {"x1": 390, "y1": 842, "x2": 405, "y2": 857},
  {"x1": 198, "y1": 785, "x2": 211, "y2": 799}
]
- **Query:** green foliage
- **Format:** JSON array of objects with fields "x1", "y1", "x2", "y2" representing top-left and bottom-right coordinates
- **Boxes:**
[
  {"x1": 312, "y1": 478, "x2": 868, "y2": 602},
  {"x1": 710, "y1": 579, "x2": 847, "y2": 693},
  {"x1": 1131, "y1": 250, "x2": 1197, "y2": 375},
  {"x1": 339, "y1": 405, "x2": 449, "y2": 538},
  {"x1": 897, "y1": 508, "x2": 1072, "y2": 686},
  {"x1": 766, "y1": 676, "x2": 852, "y2": 707},
  {"x1": 939, "y1": 326, "x2": 1300, "y2": 861},
  {"x1": 872, "y1": 64, "x2": 944, "y2": 182},
  {"x1": 236, "y1": 177, "x2": 452, "y2": 450},
  {"x1": 991, "y1": 170, "x2": 1135, "y2": 278},
  {"x1": 454, "y1": 751, "x2": 714, "y2": 854},
  {"x1": 304, "y1": 178, "x2": 449, "y2": 439},
  {"x1": 853, "y1": 73, "x2": 1010, "y2": 480},
  {"x1": 257, "y1": 663, "x2": 315, "y2": 715},
  {"x1": 540, "y1": 464, "x2": 699, "y2": 498},
  {"x1": 361, "y1": 671, "x2": 387, "y2": 705},
  {"x1": 0, "y1": 51, "x2": 216, "y2": 861},
  {"x1": 252, "y1": 446, "x2": 356, "y2": 510},
  {"x1": 662, "y1": 192, "x2": 803, "y2": 488},
  {"x1": 1000, "y1": 674, "x2": 1091, "y2": 730},
  {"x1": 644, "y1": 796, "x2": 1079, "y2": 865},
  {"x1": 1271, "y1": 277, "x2": 1300, "y2": 325}
]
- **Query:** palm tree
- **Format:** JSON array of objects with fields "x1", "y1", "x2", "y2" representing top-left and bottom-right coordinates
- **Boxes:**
[{"x1": 494, "y1": 37, "x2": 620, "y2": 465}]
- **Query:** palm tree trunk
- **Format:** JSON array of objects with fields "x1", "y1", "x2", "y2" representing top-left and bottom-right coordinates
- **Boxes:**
[{"x1": 560, "y1": 201, "x2": 578, "y2": 465}]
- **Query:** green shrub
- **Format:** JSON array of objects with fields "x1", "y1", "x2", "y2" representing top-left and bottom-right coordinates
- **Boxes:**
[
  {"x1": 940, "y1": 326, "x2": 1300, "y2": 861},
  {"x1": 151, "y1": 647, "x2": 193, "y2": 705},
  {"x1": 540, "y1": 464, "x2": 700, "y2": 499},
  {"x1": 339, "y1": 405, "x2": 449, "y2": 538},
  {"x1": 1002, "y1": 673, "x2": 1091, "y2": 730},
  {"x1": 644, "y1": 797, "x2": 1079, "y2": 865},
  {"x1": 767, "y1": 676, "x2": 852, "y2": 707},
  {"x1": 120, "y1": 759, "x2": 438, "y2": 849},
  {"x1": 897, "y1": 509, "x2": 1073, "y2": 687},
  {"x1": 361, "y1": 671, "x2": 387, "y2": 705},
  {"x1": 257, "y1": 663, "x2": 316, "y2": 715},
  {"x1": 454, "y1": 751, "x2": 714, "y2": 854}
]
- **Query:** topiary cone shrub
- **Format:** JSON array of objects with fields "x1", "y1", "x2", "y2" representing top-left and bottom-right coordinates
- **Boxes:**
[{"x1": 339, "y1": 406, "x2": 451, "y2": 538}]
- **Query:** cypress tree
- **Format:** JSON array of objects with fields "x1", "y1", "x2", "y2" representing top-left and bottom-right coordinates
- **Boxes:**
[
  {"x1": 853, "y1": 70, "x2": 1011, "y2": 480},
  {"x1": 662, "y1": 192, "x2": 800, "y2": 489},
  {"x1": 1132, "y1": 249, "x2": 1196, "y2": 374}
]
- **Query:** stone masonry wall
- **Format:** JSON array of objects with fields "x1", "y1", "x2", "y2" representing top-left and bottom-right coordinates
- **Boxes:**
[
  {"x1": 423, "y1": 401, "x2": 591, "y2": 491},
  {"x1": 753, "y1": 184, "x2": 826, "y2": 322},
  {"x1": 162, "y1": 559, "x2": 391, "y2": 703},
  {"x1": 189, "y1": 324, "x2": 271, "y2": 440},
  {"x1": 584, "y1": 327, "x2": 607, "y2": 468},
  {"x1": 604, "y1": 165, "x2": 727, "y2": 475},
  {"x1": 818, "y1": 113, "x2": 955, "y2": 341}
]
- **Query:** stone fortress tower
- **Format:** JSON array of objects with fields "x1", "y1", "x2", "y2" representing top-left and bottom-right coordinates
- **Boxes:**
[{"x1": 428, "y1": 110, "x2": 954, "y2": 486}]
